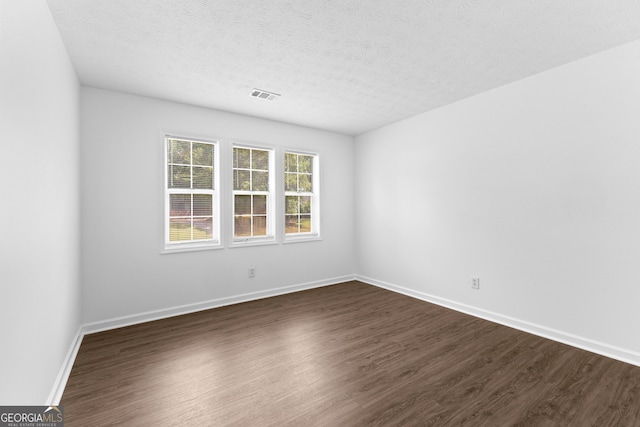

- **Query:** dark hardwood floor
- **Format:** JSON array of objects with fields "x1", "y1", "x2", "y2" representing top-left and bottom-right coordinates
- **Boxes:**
[{"x1": 61, "y1": 281, "x2": 640, "y2": 426}]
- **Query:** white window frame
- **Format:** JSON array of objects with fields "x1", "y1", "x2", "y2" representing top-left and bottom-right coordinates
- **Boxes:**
[
  {"x1": 283, "y1": 150, "x2": 320, "y2": 243},
  {"x1": 163, "y1": 134, "x2": 221, "y2": 253},
  {"x1": 230, "y1": 143, "x2": 276, "y2": 247}
]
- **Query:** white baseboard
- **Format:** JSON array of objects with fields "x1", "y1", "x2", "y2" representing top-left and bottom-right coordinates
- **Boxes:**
[
  {"x1": 47, "y1": 326, "x2": 83, "y2": 405},
  {"x1": 49, "y1": 274, "x2": 355, "y2": 402},
  {"x1": 50, "y1": 273, "x2": 640, "y2": 404},
  {"x1": 83, "y1": 275, "x2": 355, "y2": 335},
  {"x1": 357, "y1": 275, "x2": 640, "y2": 368}
]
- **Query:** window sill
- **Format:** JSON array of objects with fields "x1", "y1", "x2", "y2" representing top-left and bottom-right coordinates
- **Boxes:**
[
  {"x1": 230, "y1": 237, "x2": 278, "y2": 248},
  {"x1": 162, "y1": 242, "x2": 223, "y2": 254},
  {"x1": 283, "y1": 234, "x2": 322, "y2": 244}
]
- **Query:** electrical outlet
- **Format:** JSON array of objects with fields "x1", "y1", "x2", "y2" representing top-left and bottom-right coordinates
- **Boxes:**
[
  {"x1": 248, "y1": 266, "x2": 256, "y2": 278},
  {"x1": 471, "y1": 277, "x2": 480, "y2": 290}
]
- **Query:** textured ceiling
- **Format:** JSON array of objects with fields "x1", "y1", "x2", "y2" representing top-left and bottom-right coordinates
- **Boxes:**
[{"x1": 47, "y1": 0, "x2": 640, "y2": 136}]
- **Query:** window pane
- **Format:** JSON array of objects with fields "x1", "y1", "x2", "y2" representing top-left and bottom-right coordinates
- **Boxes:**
[
  {"x1": 283, "y1": 152, "x2": 317, "y2": 237},
  {"x1": 299, "y1": 174, "x2": 312, "y2": 192},
  {"x1": 192, "y1": 142, "x2": 213, "y2": 166},
  {"x1": 252, "y1": 149, "x2": 269, "y2": 170},
  {"x1": 193, "y1": 194, "x2": 212, "y2": 216},
  {"x1": 169, "y1": 139, "x2": 190, "y2": 164},
  {"x1": 193, "y1": 217, "x2": 213, "y2": 240},
  {"x1": 286, "y1": 196, "x2": 298, "y2": 214},
  {"x1": 234, "y1": 216, "x2": 251, "y2": 237},
  {"x1": 298, "y1": 155, "x2": 313, "y2": 173},
  {"x1": 166, "y1": 137, "x2": 218, "y2": 246},
  {"x1": 168, "y1": 165, "x2": 191, "y2": 188},
  {"x1": 253, "y1": 195, "x2": 267, "y2": 215},
  {"x1": 284, "y1": 173, "x2": 297, "y2": 192},
  {"x1": 300, "y1": 196, "x2": 311, "y2": 214},
  {"x1": 169, "y1": 218, "x2": 192, "y2": 241},
  {"x1": 234, "y1": 147, "x2": 250, "y2": 169},
  {"x1": 253, "y1": 216, "x2": 267, "y2": 236},
  {"x1": 252, "y1": 171, "x2": 268, "y2": 191},
  {"x1": 234, "y1": 170, "x2": 250, "y2": 191},
  {"x1": 170, "y1": 194, "x2": 191, "y2": 216},
  {"x1": 193, "y1": 166, "x2": 213, "y2": 189},
  {"x1": 235, "y1": 195, "x2": 251, "y2": 215},
  {"x1": 285, "y1": 215, "x2": 299, "y2": 234},
  {"x1": 285, "y1": 152, "x2": 297, "y2": 172},
  {"x1": 300, "y1": 215, "x2": 311, "y2": 232},
  {"x1": 232, "y1": 146, "x2": 273, "y2": 241}
]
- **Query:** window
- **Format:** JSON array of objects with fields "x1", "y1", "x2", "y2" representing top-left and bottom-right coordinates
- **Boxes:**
[
  {"x1": 284, "y1": 151, "x2": 319, "y2": 239},
  {"x1": 163, "y1": 138, "x2": 318, "y2": 251},
  {"x1": 233, "y1": 145, "x2": 275, "y2": 242},
  {"x1": 165, "y1": 136, "x2": 219, "y2": 250}
]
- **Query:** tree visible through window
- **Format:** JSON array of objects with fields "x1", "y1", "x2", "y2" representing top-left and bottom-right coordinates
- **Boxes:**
[
  {"x1": 285, "y1": 152, "x2": 316, "y2": 235},
  {"x1": 233, "y1": 146, "x2": 273, "y2": 239},
  {"x1": 164, "y1": 137, "x2": 317, "y2": 250},
  {"x1": 165, "y1": 137, "x2": 218, "y2": 247}
]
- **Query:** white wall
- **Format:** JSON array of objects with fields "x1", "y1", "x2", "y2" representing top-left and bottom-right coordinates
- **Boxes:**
[
  {"x1": 4, "y1": 1, "x2": 637, "y2": 403},
  {"x1": 80, "y1": 88, "x2": 355, "y2": 325},
  {"x1": 355, "y1": 40, "x2": 640, "y2": 360},
  {"x1": 0, "y1": 0, "x2": 81, "y2": 404}
]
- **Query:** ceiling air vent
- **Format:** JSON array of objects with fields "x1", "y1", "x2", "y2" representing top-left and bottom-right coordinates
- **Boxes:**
[{"x1": 250, "y1": 88, "x2": 280, "y2": 101}]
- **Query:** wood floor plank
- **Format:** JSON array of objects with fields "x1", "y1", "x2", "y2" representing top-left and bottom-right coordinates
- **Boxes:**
[{"x1": 61, "y1": 281, "x2": 640, "y2": 426}]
